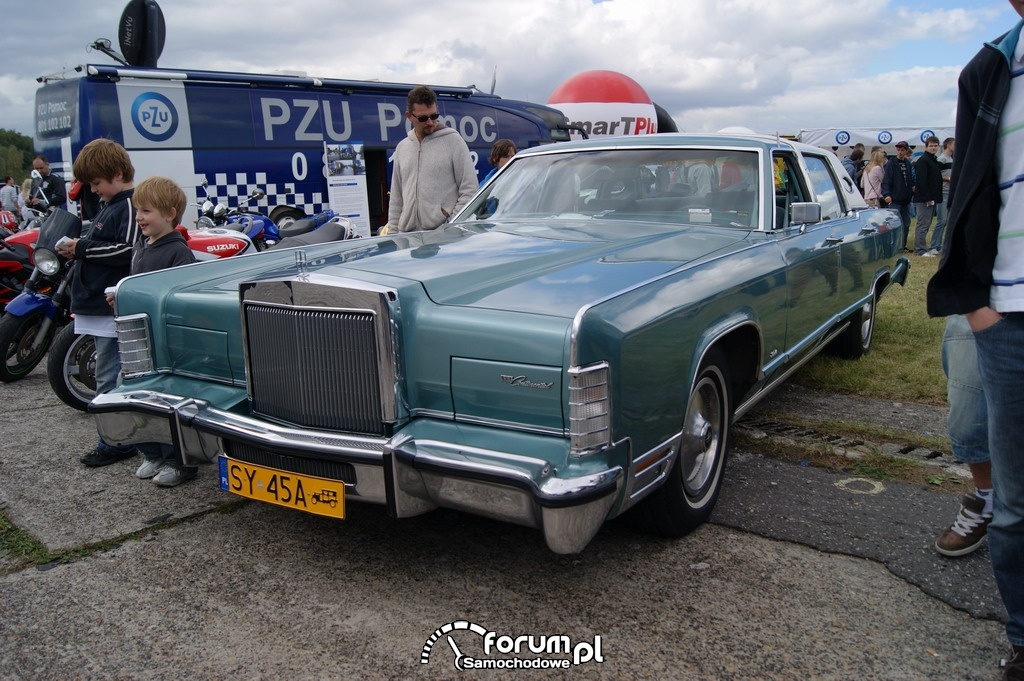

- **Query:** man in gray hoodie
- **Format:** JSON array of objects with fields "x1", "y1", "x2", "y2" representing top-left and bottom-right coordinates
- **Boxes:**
[{"x1": 386, "y1": 86, "x2": 478, "y2": 233}]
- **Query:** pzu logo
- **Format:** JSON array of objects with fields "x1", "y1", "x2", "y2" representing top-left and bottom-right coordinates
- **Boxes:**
[{"x1": 131, "y1": 92, "x2": 179, "y2": 142}]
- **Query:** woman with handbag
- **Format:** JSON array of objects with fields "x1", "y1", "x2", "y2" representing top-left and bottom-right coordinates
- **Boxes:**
[{"x1": 862, "y1": 149, "x2": 886, "y2": 207}]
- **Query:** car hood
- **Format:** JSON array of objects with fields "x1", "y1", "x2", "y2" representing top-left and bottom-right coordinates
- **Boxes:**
[{"x1": 314, "y1": 221, "x2": 749, "y2": 316}]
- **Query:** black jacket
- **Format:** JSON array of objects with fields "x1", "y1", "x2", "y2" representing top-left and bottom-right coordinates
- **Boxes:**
[
  {"x1": 38, "y1": 171, "x2": 67, "y2": 209},
  {"x1": 881, "y1": 157, "x2": 915, "y2": 204},
  {"x1": 130, "y1": 230, "x2": 196, "y2": 275},
  {"x1": 913, "y1": 152, "x2": 943, "y2": 204},
  {"x1": 927, "y1": 22, "x2": 1021, "y2": 316},
  {"x1": 69, "y1": 189, "x2": 140, "y2": 316}
]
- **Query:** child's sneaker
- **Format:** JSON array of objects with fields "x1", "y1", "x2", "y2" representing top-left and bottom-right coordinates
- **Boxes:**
[
  {"x1": 152, "y1": 465, "x2": 198, "y2": 487},
  {"x1": 135, "y1": 458, "x2": 164, "y2": 479}
]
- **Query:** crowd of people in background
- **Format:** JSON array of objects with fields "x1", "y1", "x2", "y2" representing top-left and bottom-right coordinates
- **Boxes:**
[{"x1": 843, "y1": 137, "x2": 956, "y2": 257}]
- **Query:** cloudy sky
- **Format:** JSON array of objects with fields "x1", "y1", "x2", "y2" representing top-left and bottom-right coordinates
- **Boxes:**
[{"x1": 1, "y1": 0, "x2": 1019, "y2": 141}]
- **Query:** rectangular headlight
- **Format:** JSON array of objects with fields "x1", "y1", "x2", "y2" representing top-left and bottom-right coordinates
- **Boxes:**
[
  {"x1": 116, "y1": 313, "x2": 154, "y2": 378},
  {"x1": 568, "y1": 362, "x2": 611, "y2": 457}
]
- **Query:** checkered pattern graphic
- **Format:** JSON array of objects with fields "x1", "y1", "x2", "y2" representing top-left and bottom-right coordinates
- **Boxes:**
[{"x1": 207, "y1": 172, "x2": 325, "y2": 216}]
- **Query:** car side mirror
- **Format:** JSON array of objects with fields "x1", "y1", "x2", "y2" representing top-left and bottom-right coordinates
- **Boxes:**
[{"x1": 790, "y1": 202, "x2": 822, "y2": 226}]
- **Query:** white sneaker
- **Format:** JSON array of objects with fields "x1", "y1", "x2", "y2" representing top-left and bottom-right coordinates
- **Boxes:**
[
  {"x1": 152, "y1": 466, "x2": 198, "y2": 487},
  {"x1": 135, "y1": 458, "x2": 164, "y2": 479}
]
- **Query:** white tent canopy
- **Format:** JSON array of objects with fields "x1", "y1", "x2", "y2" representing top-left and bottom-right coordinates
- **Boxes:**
[{"x1": 798, "y1": 127, "x2": 955, "y2": 157}]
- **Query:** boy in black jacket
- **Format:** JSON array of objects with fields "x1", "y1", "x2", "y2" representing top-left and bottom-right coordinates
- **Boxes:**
[
  {"x1": 913, "y1": 136, "x2": 944, "y2": 256},
  {"x1": 57, "y1": 139, "x2": 140, "y2": 468},
  {"x1": 110, "y1": 176, "x2": 199, "y2": 486}
]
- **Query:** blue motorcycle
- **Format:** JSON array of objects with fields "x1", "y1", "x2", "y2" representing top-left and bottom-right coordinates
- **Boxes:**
[
  {"x1": 196, "y1": 178, "x2": 343, "y2": 247},
  {"x1": 195, "y1": 179, "x2": 281, "y2": 248},
  {"x1": 0, "y1": 208, "x2": 82, "y2": 382},
  {"x1": 274, "y1": 207, "x2": 339, "y2": 240}
]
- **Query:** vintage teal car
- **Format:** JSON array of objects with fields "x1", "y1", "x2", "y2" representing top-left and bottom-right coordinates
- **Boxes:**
[{"x1": 92, "y1": 134, "x2": 909, "y2": 553}]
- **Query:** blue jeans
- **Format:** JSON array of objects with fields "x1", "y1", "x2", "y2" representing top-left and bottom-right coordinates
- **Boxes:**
[
  {"x1": 93, "y1": 335, "x2": 134, "y2": 455},
  {"x1": 973, "y1": 312, "x2": 1024, "y2": 648},
  {"x1": 931, "y1": 200, "x2": 947, "y2": 251},
  {"x1": 941, "y1": 315, "x2": 989, "y2": 465}
]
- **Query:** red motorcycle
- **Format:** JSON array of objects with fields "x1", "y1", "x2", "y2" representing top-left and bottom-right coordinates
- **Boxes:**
[
  {"x1": 0, "y1": 222, "x2": 43, "y2": 313},
  {"x1": 46, "y1": 225, "x2": 258, "y2": 411}
]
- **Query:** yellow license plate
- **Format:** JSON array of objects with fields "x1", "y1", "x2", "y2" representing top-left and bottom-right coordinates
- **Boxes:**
[{"x1": 218, "y1": 456, "x2": 346, "y2": 519}]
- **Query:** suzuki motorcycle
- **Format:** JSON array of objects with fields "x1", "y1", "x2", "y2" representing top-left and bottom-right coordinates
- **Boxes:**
[
  {"x1": 46, "y1": 224, "x2": 258, "y2": 411},
  {"x1": 0, "y1": 209, "x2": 82, "y2": 382},
  {"x1": 196, "y1": 179, "x2": 280, "y2": 249}
]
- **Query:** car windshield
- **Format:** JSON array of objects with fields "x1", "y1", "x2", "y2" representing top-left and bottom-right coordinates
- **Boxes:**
[{"x1": 457, "y1": 148, "x2": 760, "y2": 229}]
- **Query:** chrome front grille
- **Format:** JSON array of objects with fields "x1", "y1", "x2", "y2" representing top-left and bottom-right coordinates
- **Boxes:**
[
  {"x1": 246, "y1": 304, "x2": 382, "y2": 433},
  {"x1": 240, "y1": 277, "x2": 400, "y2": 436}
]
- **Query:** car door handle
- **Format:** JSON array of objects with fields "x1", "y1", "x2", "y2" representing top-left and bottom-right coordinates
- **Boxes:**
[{"x1": 825, "y1": 235, "x2": 844, "y2": 245}]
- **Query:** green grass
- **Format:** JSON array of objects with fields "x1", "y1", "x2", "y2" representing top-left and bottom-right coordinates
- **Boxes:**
[
  {"x1": 0, "y1": 513, "x2": 54, "y2": 568},
  {"x1": 793, "y1": 251, "x2": 947, "y2": 405},
  {"x1": 0, "y1": 499, "x2": 249, "y2": 575}
]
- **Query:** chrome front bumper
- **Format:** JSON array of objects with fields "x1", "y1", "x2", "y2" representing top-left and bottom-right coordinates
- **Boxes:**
[{"x1": 90, "y1": 390, "x2": 623, "y2": 554}]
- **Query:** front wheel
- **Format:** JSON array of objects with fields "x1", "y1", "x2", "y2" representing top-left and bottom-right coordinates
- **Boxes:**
[
  {"x1": 635, "y1": 348, "x2": 732, "y2": 537},
  {"x1": 0, "y1": 310, "x2": 56, "y2": 382},
  {"x1": 46, "y1": 326, "x2": 96, "y2": 411}
]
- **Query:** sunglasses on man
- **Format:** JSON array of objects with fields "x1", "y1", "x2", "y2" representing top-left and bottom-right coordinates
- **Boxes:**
[{"x1": 412, "y1": 113, "x2": 441, "y2": 123}]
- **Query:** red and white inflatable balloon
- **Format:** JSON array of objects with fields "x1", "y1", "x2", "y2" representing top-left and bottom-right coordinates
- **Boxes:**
[{"x1": 548, "y1": 70, "x2": 658, "y2": 139}]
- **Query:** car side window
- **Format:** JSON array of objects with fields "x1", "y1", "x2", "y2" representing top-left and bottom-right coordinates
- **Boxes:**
[
  {"x1": 802, "y1": 155, "x2": 843, "y2": 221},
  {"x1": 771, "y1": 153, "x2": 809, "y2": 229}
]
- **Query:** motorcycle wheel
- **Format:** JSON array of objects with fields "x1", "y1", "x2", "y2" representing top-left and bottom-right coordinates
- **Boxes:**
[
  {"x1": 273, "y1": 208, "x2": 305, "y2": 230},
  {"x1": 0, "y1": 310, "x2": 56, "y2": 382},
  {"x1": 46, "y1": 326, "x2": 96, "y2": 411}
]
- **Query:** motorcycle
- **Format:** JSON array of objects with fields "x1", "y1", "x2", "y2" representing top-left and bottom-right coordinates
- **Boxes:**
[
  {"x1": 0, "y1": 209, "x2": 18, "y2": 232},
  {"x1": 270, "y1": 215, "x2": 359, "y2": 248},
  {"x1": 0, "y1": 222, "x2": 42, "y2": 313},
  {"x1": 196, "y1": 179, "x2": 280, "y2": 248},
  {"x1": 46, "y1": 223, "x2": 258, "y2": 411},
  {"x1": 274, "y1": 207, "x2": 340, "y2": 241},
  {"x1": 0, "y1": 208, "x2": 82, "y2": 382}
]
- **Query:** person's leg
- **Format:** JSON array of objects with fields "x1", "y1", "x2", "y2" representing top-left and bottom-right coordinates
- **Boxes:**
[
  {"x1": 914, "y1": 203, "x2": 935, "y2": 255},
  {"x1": 897, "y1": 203, "x2": 912, "y2": 250},
  {"x1": 973, "y1": 312, "x2": 1024, "y2": 649},
  {"x1": 936, "y1": 315, "x2": 993, "y2": 556},
  {"x1": 90, "y1": 335, "x2": 135, "y2": 458},
  {"x1": 92, "y1": 335, "x2": 120, "y2": 396},
  {"x1": 931, "y1": 201, "x2": 947, "y2": 252}
]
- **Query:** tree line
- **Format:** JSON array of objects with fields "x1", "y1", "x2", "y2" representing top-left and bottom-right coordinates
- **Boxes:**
[{"x1": 0, "y1": 128, "x2": 36, "y2": 183}]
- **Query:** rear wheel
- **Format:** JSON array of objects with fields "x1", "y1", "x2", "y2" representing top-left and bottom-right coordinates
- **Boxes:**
[
  {"x1": 635, "y1": 348, "x2": 732, "y2": 536},
  {"x1": 272, "y1": 208, "x2": 305, "y2": 231},
  {"x1": 827, "y1": 290, "x2": 877, "y2": 360},
  {"x1": 0, "y1": 311, "x2": 56, "y2": 382},
  {"x1": 46, "y1": 326, "x2": 96, "y2": 411}
]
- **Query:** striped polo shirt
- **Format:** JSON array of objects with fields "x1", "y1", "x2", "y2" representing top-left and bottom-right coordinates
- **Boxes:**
[{"x1": 994, "y1": 31, "x2": 1024, "y2": 312}]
